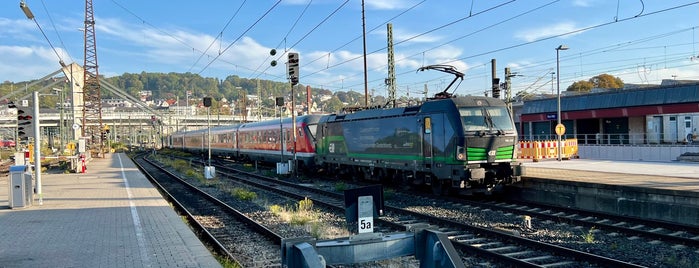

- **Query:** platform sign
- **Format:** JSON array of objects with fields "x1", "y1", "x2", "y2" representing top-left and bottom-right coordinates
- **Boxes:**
[
  {"x1": 546, "y1": 114, "x2": 557, "y2": 120},
  {"x1": 555, "y1": 123, "x2": 566, "y2": 136},
  {"x1": 357, "y1": 196, "x2": 374, "y2": 233}
]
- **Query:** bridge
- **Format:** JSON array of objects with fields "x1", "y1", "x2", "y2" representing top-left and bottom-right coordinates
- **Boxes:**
[
  {"x1": 1, "y1": 109, "x2": 273, "y2": 148},
  {"x1": 2, "y1": 64, "x2": 276, "y2": 148}
]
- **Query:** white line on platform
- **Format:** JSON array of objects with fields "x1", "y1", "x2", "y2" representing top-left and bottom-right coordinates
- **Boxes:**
[{"x1": 117, "y1": 153, "x2": 152, "y2": 266}]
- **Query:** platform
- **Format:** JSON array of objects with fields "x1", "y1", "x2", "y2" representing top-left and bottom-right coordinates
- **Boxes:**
[
  {"x1": 0, "y1": 153, "x2": 221, "y2": 267},
  {"x1": 510, "y1": 159, "x2": 699, "y2": 226}
]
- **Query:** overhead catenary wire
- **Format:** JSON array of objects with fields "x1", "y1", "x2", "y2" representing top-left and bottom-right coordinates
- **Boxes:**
[
  {"x1": 249, "y1": 0, "x2": 314, "y2": 76},
  {"x1": 197, "y1": 0, "x2": 283, "y2": 75},
  {"x1": 55, "y1": 0, "x2": 698, "y2": 94},
  {"x1": 187, "y1": 0, "x2": 248, "y2": 73},
  {"x1": 20, "y1": 0, "x2": 66, "y2": 67},
  {"x1": 326, "y1": 1, "x2": 698, "y2": 93},
  {"x1": 253, "y1": 0, "x2": 351, "y2": 81},
  {"x1": 39, "y1": 0, "x2": 73, "y2": 64},
  {"x1": 303, "y1": 0, "x2": 519, "y2": 84}
]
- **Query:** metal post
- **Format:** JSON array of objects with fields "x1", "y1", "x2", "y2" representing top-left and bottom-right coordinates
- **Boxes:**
[
  {"x1": 33, "y1": 91, "x2": 42, "y2": 205},
  {"x1": 555, "y1": 45, "x2": 568, "y2": 161},
  {"x1": 291, "y1": 84, "x2": 297, "y2": 176},
  {"x1": 280, "y1": 105, "x2": 283, "y2": 163},
  {"x1": 59, "y1": 86, "x2": 65, "y2": 153},
  {"x1": 207, "y1": 106, "x2": 211, "y2": 166}
]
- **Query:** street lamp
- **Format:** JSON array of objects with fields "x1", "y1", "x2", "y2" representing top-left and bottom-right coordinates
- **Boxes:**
[{"x1": 556, "y1": 45, "x2": 569, "y2": 161}]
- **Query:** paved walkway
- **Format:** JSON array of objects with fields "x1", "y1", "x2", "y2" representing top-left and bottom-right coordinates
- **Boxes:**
[
  {"x1": 521, "y1": 159, "x2": 699, "y2": 192},
  {"x1": 0, "y1": 153, "x2": 221, "y2": 268}
]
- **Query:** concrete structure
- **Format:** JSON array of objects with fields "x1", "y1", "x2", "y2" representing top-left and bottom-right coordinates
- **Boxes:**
[
  {"x1": 0, "y1": 153, "x2": 221, "y2": 267},
  {"x1": 512, "y1": 159, "x2": 699, "y2": 227}
]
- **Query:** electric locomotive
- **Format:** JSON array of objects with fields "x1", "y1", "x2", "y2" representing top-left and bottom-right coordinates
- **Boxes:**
[{"x1": 314, "y1": 65, "x2": 524, "y2": 194}]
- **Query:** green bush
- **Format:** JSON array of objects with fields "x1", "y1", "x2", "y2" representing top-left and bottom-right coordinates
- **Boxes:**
[
  {"x1": 298, "y1": 197, "x2": 313, "y2": 212},
  {"x1": 231, "y1": 188, "x2": 257, "y2": 201},
  {"x1": 333, "y1": 182, "x2": 347, "y2": 192},
  {"x1": 582, "y1": 227, "x2": 596, "y2": 243},
  {"x1": 269, "y1": 204, "x2": 284, "y2": 215}
]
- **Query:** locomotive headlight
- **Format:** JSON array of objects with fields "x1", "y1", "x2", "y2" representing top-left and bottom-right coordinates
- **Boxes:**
[{"x1": 456, "y1": 146, "x2": 466, "y2": 161}]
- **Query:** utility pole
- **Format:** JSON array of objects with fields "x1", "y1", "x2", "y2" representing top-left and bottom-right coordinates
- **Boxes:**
[
  {"x1": 257, "y1": 79, "x2": 262, "y2": 121},
  {"x1": 386, "y1": 23, "x2": 396, "y2": 108},
  {"x1": 505, "y1": 67, "x2": 516, "y2": 119},
  {"x1": 361, "y1": 0, "x2": 369, "y2": 107},
  {"x1": 423, "y1": 84, "x2": 428, "y2": 101},
  {"x1": 82, "y1": 0, "x2": 104, "y2": 156}
]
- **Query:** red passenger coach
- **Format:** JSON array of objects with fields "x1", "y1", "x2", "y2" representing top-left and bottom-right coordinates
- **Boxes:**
[
  {"x1": 236, "y1": 115, "x2": 322, "y2": 168},
  {"x1": 210, "y1": 125, "x2": 239, "y2": 157}
]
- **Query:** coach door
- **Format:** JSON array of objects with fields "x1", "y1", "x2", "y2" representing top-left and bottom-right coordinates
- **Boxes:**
[{"x1": 422, "y1": 116, "x2": 433, "y2": 169}]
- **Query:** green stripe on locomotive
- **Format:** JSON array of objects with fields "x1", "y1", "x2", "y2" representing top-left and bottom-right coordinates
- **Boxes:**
[{"x1": 466, "y1": 145, "x2": 516, "y2": 161}]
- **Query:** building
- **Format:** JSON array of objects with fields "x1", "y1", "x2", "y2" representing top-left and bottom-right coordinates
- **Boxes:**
[{"x1": 518, "y1": 82, "x2": 699, "y2": 145}]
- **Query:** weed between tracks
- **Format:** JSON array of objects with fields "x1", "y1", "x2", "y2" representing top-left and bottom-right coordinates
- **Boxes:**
[
  {"x1": 269, "y1": 197, "x2": 348, "y2": 239},
  {"x1": 153, "y1": 154, "x2": 349, "y2": 241}
]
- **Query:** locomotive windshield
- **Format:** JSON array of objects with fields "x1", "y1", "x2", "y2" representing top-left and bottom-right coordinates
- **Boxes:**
[
  {"x1": 459, "y1": 107, "x2": 514, "y2": 132},
  {"x1": 306, "y1": 124, "x2": 318, "y2": 140}
]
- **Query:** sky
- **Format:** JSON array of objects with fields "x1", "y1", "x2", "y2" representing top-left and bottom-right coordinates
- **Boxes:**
[{"x1": 1, "y1": 0, "x2": 698, "y2": 98}]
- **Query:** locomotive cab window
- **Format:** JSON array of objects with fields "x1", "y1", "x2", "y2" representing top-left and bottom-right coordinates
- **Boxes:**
[
  {"x1": 459, "y1": 107, "x2": 514, "y2": 132},
  {"x1": 306, "y1": 124, "x2": 318, "y2": 140}
]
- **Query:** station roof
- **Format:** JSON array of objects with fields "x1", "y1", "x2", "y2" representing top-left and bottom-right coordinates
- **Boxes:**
[{"x1": 522, "y1": 83, "x2": 699, "y2": 115}]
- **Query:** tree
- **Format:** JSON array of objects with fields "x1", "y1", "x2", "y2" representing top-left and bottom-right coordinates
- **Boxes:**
[
  {"x1": 324, "y1": 96, "x2": 344, "y2": 113},
  {"x1": 589, "y1": 73, "x2": 623, "y2": 89},
  {"x1": 567, "y1": 80, "x2": 594, "y2": 92}
]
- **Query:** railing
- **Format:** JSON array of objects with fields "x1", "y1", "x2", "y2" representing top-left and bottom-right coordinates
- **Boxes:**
[{"x1": 521, "y1": 132, "x2": 698, "y2": 146}]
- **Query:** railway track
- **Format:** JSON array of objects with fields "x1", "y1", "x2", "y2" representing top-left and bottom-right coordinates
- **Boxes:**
[
  {"x1": 131, "y1": 153, "x2": 283, "y2": 267},
  {"x1": 480, "y1": 199, "x2": 699, "y2": 248},
  {"x1": 198, "y1": 157, "x2": 649, "y2": 267},
  {"x1": 147, "y1": 154, "x2": 698, "y2": 266}
]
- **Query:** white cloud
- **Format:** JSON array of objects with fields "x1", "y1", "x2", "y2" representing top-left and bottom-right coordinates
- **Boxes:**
[
  {"x1": 0, "y1": 18, "x2": 36, "y2": 39},
  {"x1": 515, "y1": 22, "x2": 585, "y2": 42},
  {"x1": 0, "y1": 45, "x2": 62, "y2": 81},
  {"x1": 572, "y1": 0, "x2": 598, "y2": 7},
  {"x1": 615, "y1": 63, "x2": 699, "y2": 85},
  {"x1": 366, "y1": 0, "x2": 414, "y2": 10}
]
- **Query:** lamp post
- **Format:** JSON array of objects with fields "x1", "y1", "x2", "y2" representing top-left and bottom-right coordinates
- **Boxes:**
[
  {"x1": 556, "y1": 45, "x2": 569, "y2": 161},
  {"x1": 33, "y1": 91, "x2": 42, "y2": 205}
]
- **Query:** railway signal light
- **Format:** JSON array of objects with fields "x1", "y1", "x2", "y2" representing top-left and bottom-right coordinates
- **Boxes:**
[
  {"x1": 492, "y1": 78, "x2": 501, "y2": 98},
  {"x1": 203, "y1": 97, "x2": 212, "y2": 107},
  {"x1": 288, "y1": 52, "x2": 299, "y2": 85},
  {"x1": 17, "y1": 108, "x2": 34, "y2": 140}
]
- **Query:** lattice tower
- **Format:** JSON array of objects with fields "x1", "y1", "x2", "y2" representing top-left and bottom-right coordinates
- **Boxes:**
[{"x1": 82, "y1": 0, "x2": 104, "y2": 155}]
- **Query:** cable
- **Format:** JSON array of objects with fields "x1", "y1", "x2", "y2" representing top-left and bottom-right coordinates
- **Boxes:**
[
  {"x1": 40, "y1": 0, "x2": 73, "y2": 64},
  {"x1": 249, "y1": 0, "x2": 314, "y2": 76},
  {"x1": 301, "y1": 0, "x2": 426, "y2": 68},
  {"x1": 253, "y1": 0, "x2": 351, "y2": 81},
  {"x1": 187, "y1": 0, "x2": 248, "y2": 72},
  {"x1": 303, "y1": 0, "x2": 519, "y2": 84},
  {"x1": 326, "y1": 1, "x2": 698, "y2": 93},
  {"x1": 20, "y1": 1, "x2": 66, "y2": 67},
  {"x1": 197, "y1": 0, "x2": 283, "y2": 75}
]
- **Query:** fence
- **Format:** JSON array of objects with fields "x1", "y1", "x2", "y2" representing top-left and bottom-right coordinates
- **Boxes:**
[
  {"x1": 518, "y1": 139, "x2": 579, "y2": 162},
  {"x1": 521, "y1": 132, "x2": 697, "y2": 146}
]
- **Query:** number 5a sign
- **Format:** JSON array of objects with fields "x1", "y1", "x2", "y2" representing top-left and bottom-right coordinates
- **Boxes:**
[{"x1": 358, "y1": 196, "x2": 374, "y2": 233}]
